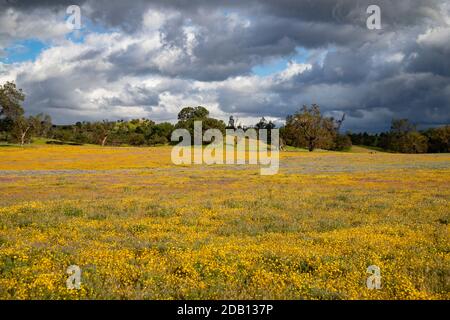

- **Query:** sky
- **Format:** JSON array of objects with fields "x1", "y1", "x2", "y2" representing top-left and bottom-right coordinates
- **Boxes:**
[{"x1": 0, "y1": 0, "x2": 449, "y2": 132}]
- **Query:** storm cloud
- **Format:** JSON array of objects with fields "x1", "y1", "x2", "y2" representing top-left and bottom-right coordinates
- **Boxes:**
[{"x1": 0, "y1": 0, "x2": 449, "y2": 131}]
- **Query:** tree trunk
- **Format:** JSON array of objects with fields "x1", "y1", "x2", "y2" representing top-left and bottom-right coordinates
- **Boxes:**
[
  {"x1": 308, "y1": 138, "x2": 315, "y2": 152},
  {"x1": 101, "y1": 135, "x2": 108, "y2": 147},
  {"x1": 20, "y1": 126, "x2": 31, "y2": 146}
]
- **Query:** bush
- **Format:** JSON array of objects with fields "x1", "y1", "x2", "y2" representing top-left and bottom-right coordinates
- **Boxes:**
[
  {"x1": 333, "y1": 134, "x2": 352, "y2": 151},
  {"x1": 128, "y1": 133, "x2": 146, "y2": 146},
  {"x1": 424, "y1": 126, "x2": 450, "y2": 153}
]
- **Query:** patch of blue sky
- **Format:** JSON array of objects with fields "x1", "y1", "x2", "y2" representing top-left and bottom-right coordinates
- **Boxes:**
[
  {"x1": 252, "y1": 58, "x2": 288, "y2": 76},
  {"x1": 1, "y1": 16, "x2": 119, "y2": 64},
  {"x1": 0, "y1": 39, "x2": 49, "y2": 64},
  {"x1": 252, "y1": 47, "x2": 311, "y2": 76}
]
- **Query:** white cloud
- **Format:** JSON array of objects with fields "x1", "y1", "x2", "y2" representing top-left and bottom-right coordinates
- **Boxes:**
[
  {"x1": 278, "y1": 62, "x2": 312, "y2": 80},
  {"x1": 0, "y1": 0, "x2": 449, "y2": 130},
  {"x1": 0, "y1": 8, "x2": 70, "y2": 47},
  {"x1": 417, "y1": 27, "x2": 450, "y2": 52}
]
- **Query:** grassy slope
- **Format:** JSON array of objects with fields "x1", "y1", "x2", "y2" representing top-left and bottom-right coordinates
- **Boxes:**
[{"x1": 349, "y1": 145, "x2": 386, "y2": 153}]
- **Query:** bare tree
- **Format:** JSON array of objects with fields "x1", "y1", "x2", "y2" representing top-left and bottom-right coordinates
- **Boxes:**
[
  {"x1": 12, "y1": 114, "x2": 49, "y2": 146},
  {"x1": 335, "y1": 113, "x2": 346, "y2": 132},
  {"x1": 15, "y1": 117, "x2": 32, "y2": 146}
]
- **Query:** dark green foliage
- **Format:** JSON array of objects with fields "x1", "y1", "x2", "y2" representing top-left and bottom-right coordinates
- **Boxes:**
[
  {"x1": 424, "y1": 125, "x2": 450, "y2": 153},
  {"x1": 177, "y1": 106, "x2": 209, "y2": 121},
  {"x1": 0, "y1": 81, "x2": 53, "y2": 145},
  {"x1": 175, "y1": 106, "x2": 226, "y2": 145},
  {"x1": 50, "y1": 119, "x2": 175, "y2": 146},
  {"x1": 332, "y1": 134, "x2": 352, "y2": 151},
  {"x1": 349, "y1": 119, "x2": 443, "y2": 154}
]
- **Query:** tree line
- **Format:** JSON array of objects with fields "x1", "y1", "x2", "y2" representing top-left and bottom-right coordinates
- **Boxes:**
[
  {"x1": 1, "y1": 81, "x2": 448, "y2": 153},
  {"x1": 348, "y1": 119, "x2": 450, "y2": 153}
]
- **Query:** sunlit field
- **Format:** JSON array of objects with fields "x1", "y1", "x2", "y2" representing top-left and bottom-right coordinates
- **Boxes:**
[{"x1": 0, "y1": 145, "x2": 448, "y2": 299}]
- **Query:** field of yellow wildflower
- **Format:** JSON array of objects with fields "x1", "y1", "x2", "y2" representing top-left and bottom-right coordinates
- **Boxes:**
[{"x1": 0, "y1": 145, "x2": 448, "y2": 299}]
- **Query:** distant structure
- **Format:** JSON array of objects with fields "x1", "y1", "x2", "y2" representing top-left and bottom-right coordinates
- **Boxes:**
[{"x1": 227, "y1": 116, "x2": 236, "y2": 129}]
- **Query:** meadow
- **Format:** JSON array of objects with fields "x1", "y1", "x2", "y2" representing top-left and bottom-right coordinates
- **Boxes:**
[{"x1": 0, "y1": 145, "x2": 448, "y2": 299}]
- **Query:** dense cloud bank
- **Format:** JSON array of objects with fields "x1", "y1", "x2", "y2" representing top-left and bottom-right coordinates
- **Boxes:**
[{"x1": 0, "y1": 0, "x2": 449, "y2": 131}]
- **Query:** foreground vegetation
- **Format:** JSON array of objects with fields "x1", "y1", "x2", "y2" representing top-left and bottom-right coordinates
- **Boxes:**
[{"x1": 0, "y1": 145, "x2": 448, "y2": 299}]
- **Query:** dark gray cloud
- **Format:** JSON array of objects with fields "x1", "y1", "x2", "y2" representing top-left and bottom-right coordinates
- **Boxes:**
[{"x1": 0, "y1": 0, "x2": 449, "y2": 131}]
